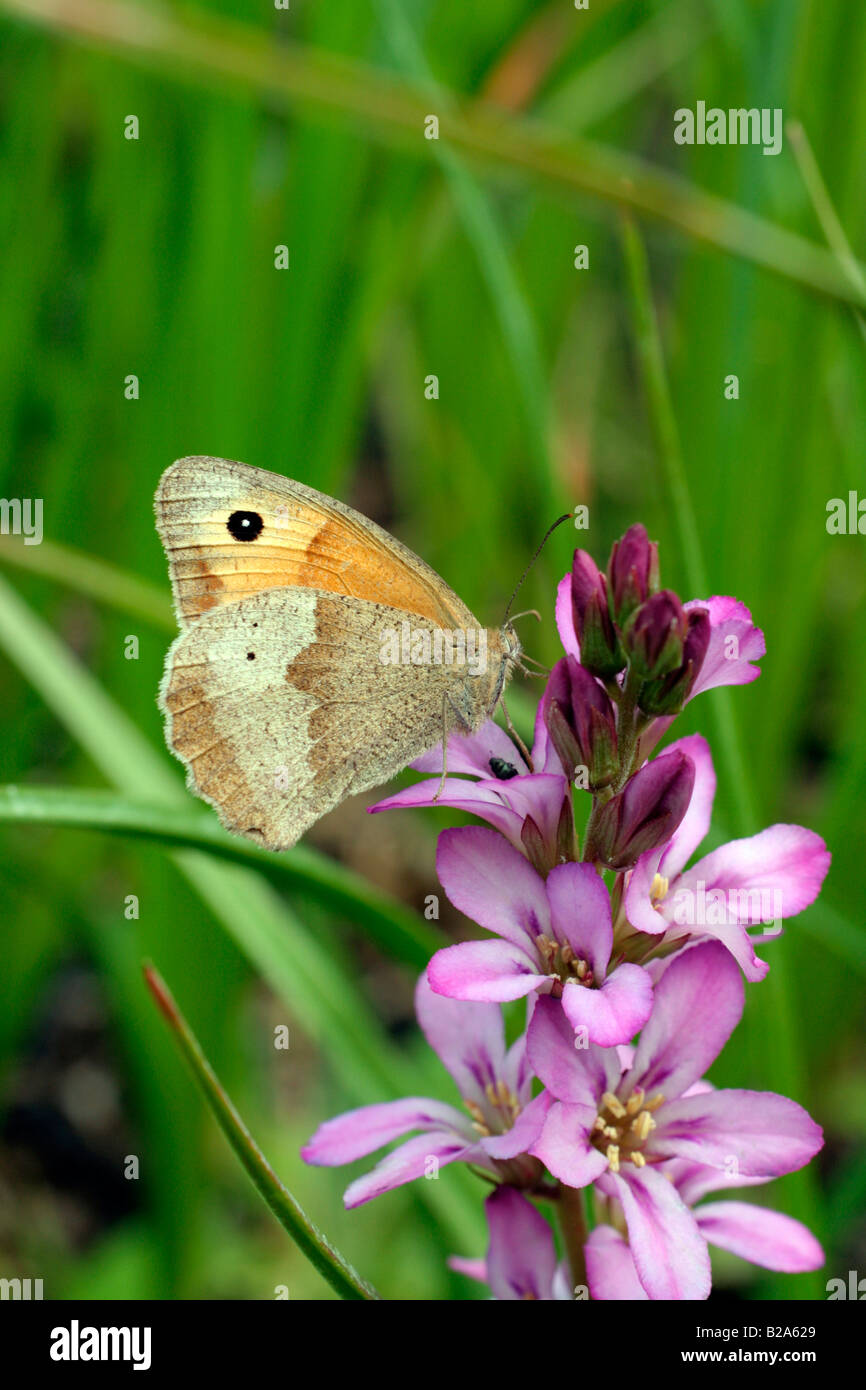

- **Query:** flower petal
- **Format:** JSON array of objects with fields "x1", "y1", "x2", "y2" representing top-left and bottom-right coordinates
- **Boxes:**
[
  {"x1": 695, "y1": 1200, "x2": 824, "y2": 1272},
  {"x1": 370, "y1": 778, "x2": 525, "y2": 843},
  {"x1": 561, "y1": 964, "x2": 654, "y2": 1048},
  {"x1": 585, "y1": 1225, "x2": 649, "y2": 1301},
  {"x1": 301, "y1": 1096, "x2": 469, "y2": 1166},
  {"x1": 530, "y1": 1101, "x2": 608, "y2": 1188},
  {"x1": 428, "y1": 938, "x2": 551, "y2": 1002},
  {"x1": 343, "y1": 1132, "x2": 478, "y2": 1208},
  {"x1": 414, "y1": 971, "x2": 506, "y2": 1108},
  {"x1": 649, "y1": 1088, "x2": 823, "y2": 1177},
  {"x1": 546, "y1": 860, "x2": 613, "y2": 976},
  {"x1": 527, "y1": 994, "x2": 620, "y2": 1103},
  {"x1": 679, "y1": 824, "x2": 831, "y2": 925},
  {"x1": 609, "y1": 1166, "x2": 711, "y2": 1299},
  {"x1": 436, "y1": 825, "x2": 550, "y2": 949},
  {"x1": 657, "y1": 733, "x2": 716, "y2": 879},
  {"x1": 486, "y1": 1187, "x2": 559, "y2": 1301},
  {"x1": 555, "y1": 571, "x2": 581, "y2": 660},
  {"x1": 447, "y1": 1256, "x2": 488, "y2": 1284},
  {"x1": 628, "y1": 941, "x2": 744, "y2": 1099},
  {"x1": 481, "y1": 1090, "x2": 553, "y2": 1160},
  {"x1": 410, "y1": 721, "x2": 529, "y2": 777},
  {"x1": 685, "y1": 596, "x2": 765, "y2": 698}
]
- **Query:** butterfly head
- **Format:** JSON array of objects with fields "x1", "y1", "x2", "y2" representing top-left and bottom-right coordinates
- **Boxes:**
[{"x1": 501, "y1": 619, "x2": 523, "y2": 666}]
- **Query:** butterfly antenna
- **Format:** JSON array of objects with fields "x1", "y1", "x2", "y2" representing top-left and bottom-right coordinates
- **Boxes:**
[{"x1": 503, "y1": 514, "x2": 572, "y2": 622}]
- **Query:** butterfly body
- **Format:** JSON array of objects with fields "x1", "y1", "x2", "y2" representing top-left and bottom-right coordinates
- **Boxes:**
[{"x1": 155, "y1": 457, "x2": 519, "y2": 849}]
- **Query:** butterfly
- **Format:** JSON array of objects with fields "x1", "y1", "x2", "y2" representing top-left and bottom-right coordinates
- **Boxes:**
[{"x1": 155, "y1": 456, "x2": 523, "y2": 850}]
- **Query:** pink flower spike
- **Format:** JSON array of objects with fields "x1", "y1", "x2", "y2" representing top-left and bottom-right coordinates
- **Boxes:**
[
  {"x1": 301, "y1": 973, "x2": 543, "y2": 1207},
  {"x1": 450, "y1": 1189, "x2": 572, "y2": 1300},
  {"x1": 432, "y1": 829, "x2": 652, "y2": 1046},
  {"x1": 624, "y1": 736, "x2": 830, "y2": 979},
  {"x1": 528, "y1": 943, "x2": 823, "y2": 1298},
  {"x1": 587, "y1": 1162, "x2": 824, "y2": 1299}
]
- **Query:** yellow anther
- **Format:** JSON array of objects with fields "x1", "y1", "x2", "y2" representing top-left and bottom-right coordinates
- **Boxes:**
[
  {"x1": 606, "y1": 1143, "x2": 621, "y2": 1173},
  {"x1": 625, "y1": 1089, "x2": 645, "y2": 1115},
  {"x1": 602, "y1": 1091, "x2": 627, "y2": 1119},
  {"x1": 650, "y1": 873, "x2": 669, "y2": 908},
  {"x1": 631, "y1": 1152, "x2": 646, "y2": 1168},
  {"x1": 631, "y1": 1111, "x2": 654, "y2": 1141}
]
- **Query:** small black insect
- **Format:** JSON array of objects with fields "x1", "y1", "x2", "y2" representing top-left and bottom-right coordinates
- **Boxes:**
[
  {"x1": 247, "y1": 652, "x2": 256, "y2": 661},
  {"x1": 227, "y1": 510, "x2": 264, "y2": 541},
  {"x1": 489, "y1": 756, "x2": 518, "y2": 780}
]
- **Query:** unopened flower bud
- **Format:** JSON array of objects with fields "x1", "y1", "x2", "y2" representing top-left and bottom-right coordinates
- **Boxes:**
[
  {"x1": 607, "y1": 523, "x2": 660, "y2": 628},
  {"x1": 543, "y1": 657, "x2": 618, "y2": 791},
  {"x1": 638, "y1": 606, "x2": 711, "y2": 716},
  {"x1": 589, "y1": 750, "x2": 695, "y2": 871},
  {"x1": 624, "y1": 590, "x2": 687, "y2": 681},
  {"x1": 571, "y1": 550, "x2": 625, "y2": 680}
]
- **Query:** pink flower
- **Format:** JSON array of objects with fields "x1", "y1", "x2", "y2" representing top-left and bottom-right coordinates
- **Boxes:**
[
  {"x1": 587, "y1": 1159, "x2": 823, "y2": 1300},
  {"x1": 556, "y1": 579, "x2": 764, "y2": 705},
  {"x1": 301, "y1": 974, "x2": 548, "y2": 1207},
  {"x1": 623, "y1": 734, "x2": 831, "y2": 980},
  {"x1": 429, "y1": 826, "x2": 653, "y2": 1047},
  {"x1": 527, "y1": 942, "x2": 823, "y2": 1299},
  {"x1": 370, "y1": 722, "x2": 573, "y2": 875},
  {"x1": 450, "y1": 1187, "x2": 572, "y2": 1300}
]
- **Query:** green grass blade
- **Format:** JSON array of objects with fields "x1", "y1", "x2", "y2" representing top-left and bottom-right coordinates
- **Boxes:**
[
  {"x1": 144, "y1": 963, "x2": 380, "y2": 1300},
  {"x1": 0, "y1": 571, "x2": 484, "y2": 1247},
  {"x1": 0, "y1": 784, "x2": 441, "y2": 970},
  {"x1": 0, "y1": 536, "x2": 175, "y2": 629},
  {"x1": 2, "y1": 0, "x2": 864, "y2": 307}
]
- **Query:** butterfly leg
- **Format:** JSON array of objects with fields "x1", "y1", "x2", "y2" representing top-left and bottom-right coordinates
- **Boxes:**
[
  {"x1": 432, "y1": 692, "x2": 450, "y2": 802},
  {"x1": 500, "y1": 694, "x2": 534, "y2": 772}
]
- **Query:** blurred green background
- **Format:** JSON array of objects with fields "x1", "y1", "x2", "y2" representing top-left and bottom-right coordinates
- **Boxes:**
[{"x1": 0, "y1": 0, "x2": 863, "y2": 1300}]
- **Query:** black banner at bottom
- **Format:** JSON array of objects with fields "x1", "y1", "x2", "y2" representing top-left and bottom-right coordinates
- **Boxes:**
[{"x1": 0, "y1": 1296, "x2": 860, "y2": 1374}]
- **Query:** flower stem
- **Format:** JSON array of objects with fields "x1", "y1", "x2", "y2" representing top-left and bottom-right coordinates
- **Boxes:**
[{"x1": 557, "y1": 1184, "x2": 589, "y2": 1294}]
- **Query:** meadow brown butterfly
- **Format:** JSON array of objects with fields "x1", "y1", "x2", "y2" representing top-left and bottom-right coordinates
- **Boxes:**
[{"x1": 155, "y1": 456, "x2": 522, "y2": 850}]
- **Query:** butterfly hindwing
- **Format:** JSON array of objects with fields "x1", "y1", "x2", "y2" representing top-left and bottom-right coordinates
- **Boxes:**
[{"x1": 159, "y1": 588, "x2": 504, "y2": 849}]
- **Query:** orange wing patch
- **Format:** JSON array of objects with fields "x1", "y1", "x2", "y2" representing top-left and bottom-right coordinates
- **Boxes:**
[{"x1": 156, "y1": 458, "x2": 466, "y2": 628}]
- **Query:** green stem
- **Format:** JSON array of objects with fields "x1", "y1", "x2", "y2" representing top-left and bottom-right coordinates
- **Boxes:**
[
  {"x1": 557, "y1": 1184, "x2": 588, "y2": 1294},
  {"x1": 144, "y1": 964, "x2": 380, "y2": 1301}
]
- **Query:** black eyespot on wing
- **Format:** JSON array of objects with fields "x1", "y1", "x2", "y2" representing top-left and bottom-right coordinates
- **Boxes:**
[
  {"x1": 227, "y1": 510, "x2": 264, "y2": 541},
  {"x1": 489, "y1": 756, "x2": 518, "y2": 780}
]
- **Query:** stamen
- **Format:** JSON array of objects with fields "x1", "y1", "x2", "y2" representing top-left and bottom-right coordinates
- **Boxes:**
[
  {"x1": 631, "y1": 1111, "x2": 654, "y2": 1141},
  {"x1": 602, "y1": 1091, "x2": 627, "y2": 1119},
  {"x1": 606, "y1": 1143, "x2": 621, "y2": 1173}
]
